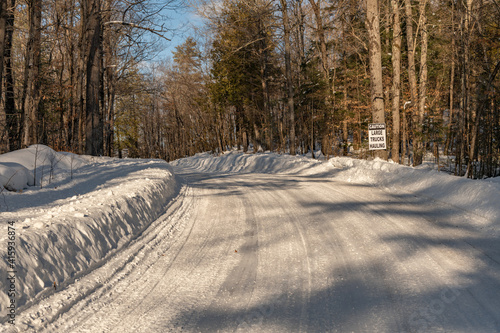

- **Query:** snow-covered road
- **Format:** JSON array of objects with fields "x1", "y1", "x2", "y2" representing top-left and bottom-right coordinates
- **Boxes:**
[{"x1": 34, "y1": 168, "x2": 500, "y2": 332}]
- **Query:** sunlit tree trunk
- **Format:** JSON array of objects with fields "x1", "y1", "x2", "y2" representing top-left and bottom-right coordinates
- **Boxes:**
[
  {"x1": 391, "y1": 0, "x2": 402, "y2": 163},
  {"x1": 414, "y1": 0, "x2": 428, "y2": 165},
  {"x1": 366, "y1": 0, "x2": 386, "y2": 159},
  {"x1": 280, "y1": 0, "x2": 295, "y2": 155},
  {"x1": 404, "y1": 0, "x2": 418, "y2": 163}
]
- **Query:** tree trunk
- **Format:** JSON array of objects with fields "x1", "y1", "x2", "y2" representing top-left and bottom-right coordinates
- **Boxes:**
[
  {"x1": 0, "y1": 0, "x2": 5, "y2": 101},
  {"x1": 280, "y1": 0, "x2": 295, "y2": 155},
  {"x1": 309, "y1": 0, "x2": 329, "y2": 92},
  {"x1": 258, "y1": 17, "x2": 271, "y2": 152},
  {"x1": 67, "y1": 2, "x2": 76, "y2": 151},
  {"x1": 84, "y1": 0, "x2": 103, "y2": 156},
  {"x1": 22, "y1": 0, "x2": 42, "y2": 147},
  {"x1": 404, "y1": 0, "x2": 418, "y2": 163},
  {"x1": 391, "y1": 0, "x2": 402, "y2": 163},
  {"x1": 414, "y1": 0, "x2": 428, "y2": 166},
  {"x1": 445, "y1": 0, "x2": 456, "y2": 155},
  {"x1": 4, "y1": 0, "x2": 16, "y2": 150},
  {"x1": 103, "y1": 0, "x2": 115, "y2": 157},
  {"x1": 366, "y1": 0, "x2": 387, "y2": 159},
  {"x1": 294, "y1": 0, "x2": 305, "y2": 63},
  {"x1": 0, "y1": 0, "x2": 8, "y2": 153}
]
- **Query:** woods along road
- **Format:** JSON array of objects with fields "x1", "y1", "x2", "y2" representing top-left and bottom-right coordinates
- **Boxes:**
[{"x1": 39, "y1": 167, "x2": 500, "y2": 333}]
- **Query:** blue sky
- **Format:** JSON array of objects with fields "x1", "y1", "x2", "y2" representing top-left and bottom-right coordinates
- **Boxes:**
[{"x1": 152, "y1": 4, "x2": 204, "y2": 61}]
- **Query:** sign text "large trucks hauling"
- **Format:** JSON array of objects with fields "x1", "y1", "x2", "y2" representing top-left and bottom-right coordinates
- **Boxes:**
[{"x1": 368, "y1": 123, "x2": 387, "y2": 150}]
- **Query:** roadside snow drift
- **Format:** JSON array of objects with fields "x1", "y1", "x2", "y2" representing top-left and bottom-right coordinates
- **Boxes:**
[
  {"x1": 170, "y1": 151, "x2": 328, "y2": 175},
  {"x1": 174, "y1": 151, "x2": 500, "y2": 223},
  {"x1": 328, "y1": 157, "x2": 500, "y2": 223},
  {"x1": 0, "y1": 146, "x2": 179, "y2": 316}
]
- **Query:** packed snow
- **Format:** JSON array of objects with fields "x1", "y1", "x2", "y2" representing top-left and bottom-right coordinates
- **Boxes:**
[
  {"x1": 1, "y1": 145, "x2": 180, "y2": 325},
  {"x1": 1, "y1": 146, "x2": 499, "y2": 332},
  {"x1": 0, "y1": 145, "x2": 86, "y2": 191},
  {"x1": 173, "y1": 150, "x2": 499, "y2": 222}
]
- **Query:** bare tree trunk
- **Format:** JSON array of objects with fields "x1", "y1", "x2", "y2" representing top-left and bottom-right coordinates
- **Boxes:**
[
  {"x1": 404, "y1": 0, "x2": 418, "y2": 163},
  {"x1": 22, "y1": 0, "x2": 42, "y2": 147},
  {"x1": 67, "y1": 1, "x2": 76, "y2": 151},
  {"x1": 280, "y1": 0, "x2": 295, "y2": 155},
  {"x1": 456, "y1": 0, "x2": 473, "y2": 176},
  {"x1": 84, "y1": 0, "x2": 103, "y2": 156},
  {"x1": 0, "y1": 0, "x2": 5, "y2": 100},
  {"x1": 366, "y1": 0, "x2": 387, "y2": 159},
  {"x1": 103, "y1": 0, "x2": 115, "y2": 157},
  {"x1": 0, "y1": 0, "x2": 8, "y2": 153},
  {"x1": 4, "y1": 0, "x2": 16, "y2": 150},
  {"x1": 77, "y1": 57, "x2": 85, "y2": 154},
  {"x1": 445, "y1": 0, "x2": 456, "y2": 155},
  {"x1": 294, "y1": 0, "x2": 305, "y2": 63},
  {"x1": 258, "y1": 15, "x2": 271, "y2": 152},
  {"x1": 414, "y1": 0, "x2": 428, "y2": 166},
  {"x1": 309, "y1": 0, "x2": 329, "y2": 92},
  {"x1": 391, "y1": 0, "x2": 402, "y2": 163}
]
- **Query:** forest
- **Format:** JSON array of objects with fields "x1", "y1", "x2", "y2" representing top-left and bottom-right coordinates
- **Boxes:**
[{"x1": 0, "y1": 0, "x2": 499, "y2": 179}]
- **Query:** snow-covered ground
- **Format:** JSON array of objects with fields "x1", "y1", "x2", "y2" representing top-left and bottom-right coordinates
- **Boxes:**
[
  {"x1": 1, "y1": 147, "x2": 499, "y2": 332},
  {"x1": 174, "y1": 150, "x2": 500, "y2": 223},
  {"x1": 0, "y1": 145, "x2": 180, "y2": 328}
]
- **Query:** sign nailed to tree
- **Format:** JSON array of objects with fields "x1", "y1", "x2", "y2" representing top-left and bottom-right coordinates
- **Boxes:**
[{"x1": 368, "y1": 123, "x2": 387, "y2": 150}]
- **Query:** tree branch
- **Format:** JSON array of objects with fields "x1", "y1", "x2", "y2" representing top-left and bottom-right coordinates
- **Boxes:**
[{"x1": 103, "y1": 21, "x2": 171, "y2": 41}]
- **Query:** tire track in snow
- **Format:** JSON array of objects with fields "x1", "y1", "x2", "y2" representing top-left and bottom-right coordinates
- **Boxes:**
[
  {"x1": 17, "y1": 171, "x2": 500, "y2": 333},
  {"x1": 261, "y1": 180, "x2": 312, "y2": 332},
  {"x1": 193, "y1": 185, "x2": 259, "y2": 331},
  {"x1": 22, "y1": 183, "x2": 195, "y2": 333}
]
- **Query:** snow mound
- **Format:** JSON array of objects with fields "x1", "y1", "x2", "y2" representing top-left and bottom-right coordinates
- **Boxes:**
[
  {"x1": 329, "y1": 156, "x2": 500, "y2": 222},
  {"x1": 0, "y1": 156, "x2": 180, "y2": 317},
  {"x1": 171, "y1": 150, "x2": 327, "y2": 175},
  {"x1": 174, "y1": 151, "x2": 499, "y2": 222},
  {"x1": 0, "y1": 163, "x2": 34, "y2": 191},
  {"x1": 0, "y1": 145, "x2": 87, "y2": 190}
]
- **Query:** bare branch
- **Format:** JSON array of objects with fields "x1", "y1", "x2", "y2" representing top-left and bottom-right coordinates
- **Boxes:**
[{"x1": 103, "y1": 21, "x2": 171, "y2": 41}]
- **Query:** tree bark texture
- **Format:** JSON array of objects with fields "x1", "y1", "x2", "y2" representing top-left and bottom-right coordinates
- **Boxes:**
[
  {"x1": 391, "y1": 0, "x2": 402, "y2": 163},
  {"x1": 280, "y1": 0, "x2": 295, "y2": 155},
  {"x1": 84, "y1": 0, "x2": 103, "y2": 156},
  {"x1": 365, "y1": 0, "x2": 387, "y2": 159},
  {"x1": 22, "y1": 0, "x2": 42, "y2": 148}
]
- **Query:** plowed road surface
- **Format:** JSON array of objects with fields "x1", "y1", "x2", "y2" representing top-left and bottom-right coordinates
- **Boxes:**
[{"x1": 39, "y1": 169, "x2": 500, "y2": 332}]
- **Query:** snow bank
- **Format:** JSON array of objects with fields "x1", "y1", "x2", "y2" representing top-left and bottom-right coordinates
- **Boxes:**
[
  {"x1": 0, "y1": 156, "x2": 179, "y2": 316},
  {"x1": 0, "y1": 145, "x2": 86, "y2": 190},
  {"x1": 330, "y1": 157, "x2": 500, "y2": 222},
  {"x1": 174, "y1": 151, "x2": 499, "y2": 222},
  {"x1": 171, "y1": 150, "x2": 328, "y2": 175},
  {"x1": 0, "y1": 163, "x2": 33, "y2": 191}
]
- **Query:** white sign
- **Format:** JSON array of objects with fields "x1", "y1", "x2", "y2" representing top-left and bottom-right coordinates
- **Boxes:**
[{"x1": 368, "y1": 123, "x2": 387, "y2": 150}]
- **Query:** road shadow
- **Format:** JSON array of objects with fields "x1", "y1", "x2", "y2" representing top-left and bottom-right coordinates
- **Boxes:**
[{"x1": 165, "y1": 172, "x2": 500, "y2": 332}]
